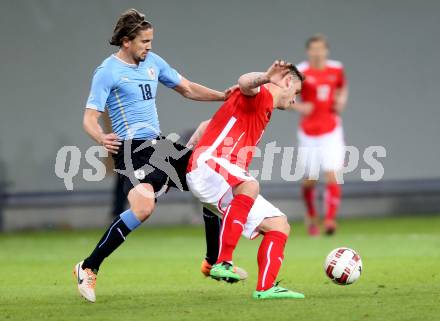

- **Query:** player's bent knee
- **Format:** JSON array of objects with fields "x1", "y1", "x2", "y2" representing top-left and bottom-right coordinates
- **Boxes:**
[
  {"x1": 276, "y1": 216, "x2": 291, "y2": 236},
  {"x1": 131, "y1": 204, "x2": 154, "y2": 222},
  {"x1": 234, "y1": 180, "x2": 260, "y2": 199},
  {"x1": 127, "y1": 183, "x2": 157, "y2": 221},
  {"x1": 303, "y1": 179, "x2": 317, "y2": 187},
  {"x1": 258, "y1": 215, "x2": 290, "y2": 236},
  {"x1": 130, "y1": 197, "x2": 155, "y2": 221}
]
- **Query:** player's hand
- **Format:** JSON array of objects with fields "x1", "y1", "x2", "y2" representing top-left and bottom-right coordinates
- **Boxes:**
[
  {"x1": 266, "y1": 60, "x2": 294, "y2": 87},
  {"x1": 294, "y1": 102, "x2": 313, "y2": 116},
  {"x1": 100, "y1": 133, "x2": 122, "y2": 154},
  {"x1": 224, "y1": 84, "x2": 239, "y2": 100}
]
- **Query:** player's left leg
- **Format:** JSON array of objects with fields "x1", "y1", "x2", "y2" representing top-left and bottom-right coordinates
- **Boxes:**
[
  {"x1": 74, "y1": 183, "x2": 154, "y2": 302},
  {"x1": 320, "y1": 126, "x2": 345, "y2": 235},
  {"x1": 298, "y1": 129, "x2": 321, "y2": 236},
  {"x1": 252, "y1": 216, "x2": 304, "y2": 300},
  {"x1": 210, "y1": 180, "x2": 259, "y2": 282},
  {"x1": 186, "y1": 158, "x2": 254, "y2": 283},
  {"x1": 323, "y1": 171, "x2": 341, "y2": 235}
]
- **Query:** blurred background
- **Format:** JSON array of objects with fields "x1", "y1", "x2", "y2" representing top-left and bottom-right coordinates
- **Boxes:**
[{"x1": 1, "y1": 0, "x2": 439, "y2": 231}]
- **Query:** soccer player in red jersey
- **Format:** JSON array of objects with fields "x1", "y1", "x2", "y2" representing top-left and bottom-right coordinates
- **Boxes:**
[
  {"x1": 295, "y1": 34, "x2": 349, "y2": 236},
  {"x1": 186, "y1": 60, "x2": 306, "y2": 299}
]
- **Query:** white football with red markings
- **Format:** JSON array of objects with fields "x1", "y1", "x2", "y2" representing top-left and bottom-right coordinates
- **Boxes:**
[{"x1": 324, "y1": 247, "x2": 362, "y2": 285}]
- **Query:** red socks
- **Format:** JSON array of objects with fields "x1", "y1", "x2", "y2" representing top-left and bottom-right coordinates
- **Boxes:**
[
  {"x1": 217, "y1": 195, "x2": 290, "y2": 291},
  {"x1": 302, "y1": 185, "x2": 317, "y2": 219},
  {"x1": 217, "y1": 194, "x2": 255, "y2": 263},
  {"x1": 256, "y1": 231, "x2": 288, "y2": 291},
  {"x1": 303, "y1": 184, "x2": 342, "y2": 221},
  {"x1": 325, "y1": 183, "x2": 341, "y2": 221}
]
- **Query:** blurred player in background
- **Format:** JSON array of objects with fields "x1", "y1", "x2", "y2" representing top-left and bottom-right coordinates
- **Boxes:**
[
  {"x1": 74, "y1": 8, "x2": 235, "y2": 303},
  {"x1": 295, "y1": 34, "x2": 349, "y2": 236},
  {"x1": 186, "y1": 60, "x2": 306, "y2": 299}
]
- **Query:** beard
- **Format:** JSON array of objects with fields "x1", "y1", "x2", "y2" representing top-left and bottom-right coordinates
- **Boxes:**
[
  {"x1": 135, "y1": 55, "x2": 146, "y2": 63},
  {"x1": 133, "y1": 52, "x2": 148, "y2": 64}
]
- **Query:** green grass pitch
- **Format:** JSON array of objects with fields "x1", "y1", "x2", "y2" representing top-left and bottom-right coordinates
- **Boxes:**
[{"x1": 1, "y1": 215, "x2": 439, "y2": 321}]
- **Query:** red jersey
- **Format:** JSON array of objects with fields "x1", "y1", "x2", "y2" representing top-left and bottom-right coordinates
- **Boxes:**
[
  {"x1": 188, "y1": 86, "x2": 274, "y2": 172},
  {"x1": 297, "y1": 60, "x2": 346, "y2": 136}
]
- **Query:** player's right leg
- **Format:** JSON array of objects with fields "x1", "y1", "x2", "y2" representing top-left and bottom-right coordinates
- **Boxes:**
[
  {"x1": 73, "y1": 183, "x2": 155, "y2": 302},
  {"x1": 323, "y1": 171, "x2": 341, "y2": 235},
  {"x1": 252, "y1": 216, "x2": 305, "y2": 300}
]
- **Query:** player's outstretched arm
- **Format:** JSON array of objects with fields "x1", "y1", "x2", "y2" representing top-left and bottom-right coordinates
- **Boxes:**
[
  {"x1": 238, "y1": 60, "x2": 294, "y2": 96},
  {"x1": 174, "y1": 77, "x2": 226, "y2": 101},
  {"x1": 83, "y1": 109, "x2": 121, "y2": 154}
]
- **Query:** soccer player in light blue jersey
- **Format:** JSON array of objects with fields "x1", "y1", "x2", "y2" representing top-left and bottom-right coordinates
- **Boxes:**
[{"x1": 73, "y1": 8, "x2": 236, "y2": 303}]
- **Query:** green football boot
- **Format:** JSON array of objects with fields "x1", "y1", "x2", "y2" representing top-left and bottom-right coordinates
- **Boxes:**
[
  {"x1": 209, "y1": 262, "x2": 241, "y2": 283},
  {"x1": 253, "y1": 282, "x2": 305, "y2": 300}
]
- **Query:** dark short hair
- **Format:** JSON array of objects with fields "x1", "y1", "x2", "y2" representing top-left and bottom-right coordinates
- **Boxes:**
[
  {"x1": 289, "y1": 65, "x2": 306, "y2": 82},
  {"x1": 305, "y1": 33, "x2": 329, "y2": 49},
  {"x1": 110, "y1": 8, "x2": 153, "y2": 46}
]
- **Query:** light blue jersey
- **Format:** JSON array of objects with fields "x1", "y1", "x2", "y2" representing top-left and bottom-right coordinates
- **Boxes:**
[{"x1": 86, "y1": 52, "x2": 182, "y2": 140}]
